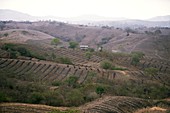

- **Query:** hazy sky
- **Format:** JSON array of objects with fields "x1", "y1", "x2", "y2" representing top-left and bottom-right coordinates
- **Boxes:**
[{"x1": 0, "y1": 0, "x2": 170, "y2": 19}]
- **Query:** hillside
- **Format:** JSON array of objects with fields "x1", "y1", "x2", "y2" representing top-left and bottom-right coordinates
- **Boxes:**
[
  {"x1": 1, "y1": 21, "x2": 170, "y2": 60},
  {"x1": 0, "y1": 21, "x2": 170, "y2": 113}
]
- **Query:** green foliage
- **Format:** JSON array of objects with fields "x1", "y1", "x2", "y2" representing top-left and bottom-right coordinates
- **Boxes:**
[
  {"x1": 51, "y1": 38, "x2": 60, "y2": 45},
  {"x1": 85, "y1": 51, "x2": 92, "y2": 60},
  {"x1": 57, "y1": 57, "x2": 72, "y2": 64},
  {"x1": 1, "y1": 43, "x2": 44, "y2": 59},
  {"x1": 65, "y1": 76, "x2": 79, "y2": 88},
  {"x1": 17, "y1": 47, "x2": 31, "y2": 57},
  {"x1": 44, "y1": 91, "x2": 63, "y2": 106},
  {"x1": 131, "y1": 51, "x2": 144, "y2": 66},
  {"x1": 96, "y1": 86, "x2": 105, "y2": 96},
  {"x1": 8, "y1": 49, "x2": 18, "y2": 58},
  {"x1": 144, "y1": 67, "x2": 159, "y2": 76},
  {"x1": 51, "y1": 53, "x2": 56, "y2": 60},
  {"x1": 52, "y1": 81, "x2": 62, "y2": 86},
  {"x1": 0, "y1": 92, "x2": 10, "y2": 102},
  {"x1": 66, "y1": 89, "x2": 84, "y2": 106},
  {"x1": 29, "y1": 92, "x2": 45, "y2": 104},
  {"x1": 1, "y1": 43, "x2": 16, "y2": 51},
  {"x1": 30, "y1": 51, "x2": 46, "y2": 60},
  {"x1": 100, "y1": 60, "x2": 112, "y2": 69},
  {"x1": 69, "y1": 41, "x2": 78, "y2": 49},
  {"x1": 111, "y1": 66, "x2": 127, "y2": 70}
]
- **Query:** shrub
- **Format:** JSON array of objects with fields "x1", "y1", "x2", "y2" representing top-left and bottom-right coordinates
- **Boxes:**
[
  {"x1": 69, "y1": 41, "x2": 78, "y2": 49},
  {"x1": 1, "y1": 43, "x2": 16, "y2": 51},
  {"x1": 85, "y1": 51, "x2": 92, "y2": 60},
  {"x1": 66, "y1": 89, "x2": 84, "y2": 106},
  {"x1": 144, "y1": 67, "x2": 159, "y2": 76},
  {"x1": 131, "y1": 52, "x2": 144, "y2": 66},
  {"x1": 111, "y1": 66, "x2": 127, "y2": 70},
  {"x1": 96, "y1": 86, "x2": 105, "y2": 97},
  {"x1": 29, "y1": 92, "x2": 45, "y2": 104},
  {"x1": 52, "y1": 81, "x2": 62, "y2": 86},
  {"x1": 0, "y1": 92, "x2": 10, "y2": 102},
  {"x1": 57, "y1": 57, "x2": 72, "y2": 64},
  {"x1": 51, "y1": 38, "x2": 60, "y2": 45},
  {"x1": 65, "y1": 76, "x2": 79, "y2": 88},
  {"x1": 100, "y1": 60, "x2": 112, "y2": 69},
  {"x1": 17, "y1": 47, "x2": 31, "y2": 57}
]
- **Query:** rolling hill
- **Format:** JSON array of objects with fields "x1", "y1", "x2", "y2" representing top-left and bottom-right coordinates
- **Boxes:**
[{"x1": 0, "y1": 19, "x2": 170, "y2": 112}]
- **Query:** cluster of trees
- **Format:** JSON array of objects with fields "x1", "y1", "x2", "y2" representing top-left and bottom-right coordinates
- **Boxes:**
[{"x1": 1, "y1": 43, "x2": 45, "y2": 60}]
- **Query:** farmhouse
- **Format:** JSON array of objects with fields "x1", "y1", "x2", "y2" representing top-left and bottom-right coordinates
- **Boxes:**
[{"x1": 80, "y1": 45, "x2": 89, "y2": 50}]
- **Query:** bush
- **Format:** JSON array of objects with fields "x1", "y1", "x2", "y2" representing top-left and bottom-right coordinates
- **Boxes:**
[
  {"x1": 17, "y1": 47, "x2": 31, "y2": 57},
  {"x1": 51, "y1": 38, "x2": 60, "y2": 45},
  {"x1": 29, "y1": 92, "x2": 45, "y2": 104},
  {"x1": 96, "y1": 86, "x2": 105, "y2": 97},
  {"x1": 100, "y1": 60, "x2": 112, "y2": 69},
  {"x1": 69, "y1": 41, "x2": 78, "y2": 49},
  {"x1": 44, "y1": 91, "x2": 63, "y2": 106},
  {"x1": 65, "y1": 76, "x2": 79, "y2": 88},
  {"x1": 131, "y1": 52, "x2": 144, "y2": 66},
  {"x1": 111, "y1": 66, "x2": 127, "y2": 70},
  {"x1": 57, "y1": 57, "x2": 72, "y2": 64},
  {"x1": 66, "y1": 89, "x2": 84, "y2": 106},
  {"x1": 144, "y1": 67, "x2": 159, "y2": 76},
  {"x1": 1, "y1": 43, "x2": 16, "y2": 51},
  {"x1": 0, "y1": 92, "x2": 10, "y2": 102},
  {"x1": 85, "y1": 51, "x2": 92, "y2": 60},
  {"x1": 1, "y1": 43, "x2": 32, "y2": 58},
  {"x1": 52, "y1": 81, "x2": 62, "y2": 86}
]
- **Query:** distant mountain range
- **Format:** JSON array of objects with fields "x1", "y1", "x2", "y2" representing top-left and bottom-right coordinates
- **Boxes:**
[
  {"x1": 148, "y1": 15, "x2": 170, "y2": 21},
  {"x1": 0, "y1": 9, "x2": 170, "y2": 28}
]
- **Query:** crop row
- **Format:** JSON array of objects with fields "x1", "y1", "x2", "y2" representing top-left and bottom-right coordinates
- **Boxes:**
[{"x1": 82, "y1": 96, "x2": 151, "y2": 113}]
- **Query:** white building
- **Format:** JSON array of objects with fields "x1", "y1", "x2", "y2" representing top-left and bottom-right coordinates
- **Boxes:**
[{"x1": 80, "y1": 45, "x2": 89, "y2": 50}]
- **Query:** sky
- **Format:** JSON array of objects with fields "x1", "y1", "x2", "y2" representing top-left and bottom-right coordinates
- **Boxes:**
[{"x1": 0, "y1": 0, "x2": 170, "y2": 19}]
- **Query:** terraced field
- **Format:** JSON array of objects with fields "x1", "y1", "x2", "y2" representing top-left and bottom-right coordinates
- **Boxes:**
[
  {"x1": 80, "y1": 96, "x2": 152, "y2": 113},
  {"x1": 0, "y1": 59, "x2": 130, "y2": 84},
  {"x1": 111, "y1": 56, "x2": 170, "y2": 86},
  {"x1": 0, "y1": 58, "x2": 93, "y2": 84}
]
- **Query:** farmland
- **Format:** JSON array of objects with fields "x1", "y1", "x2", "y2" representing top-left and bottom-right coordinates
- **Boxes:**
[{"x1": 0, "y1": 21, "x2": 170, "y2": 113}]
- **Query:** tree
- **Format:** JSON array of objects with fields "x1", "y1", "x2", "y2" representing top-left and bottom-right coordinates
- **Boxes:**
[
  {"x1": 69, "y1": 41, "x2": 78, "y2": 49},
  {"x1": 51, "y1": 38, "x2": 60, "y2": 46}
]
